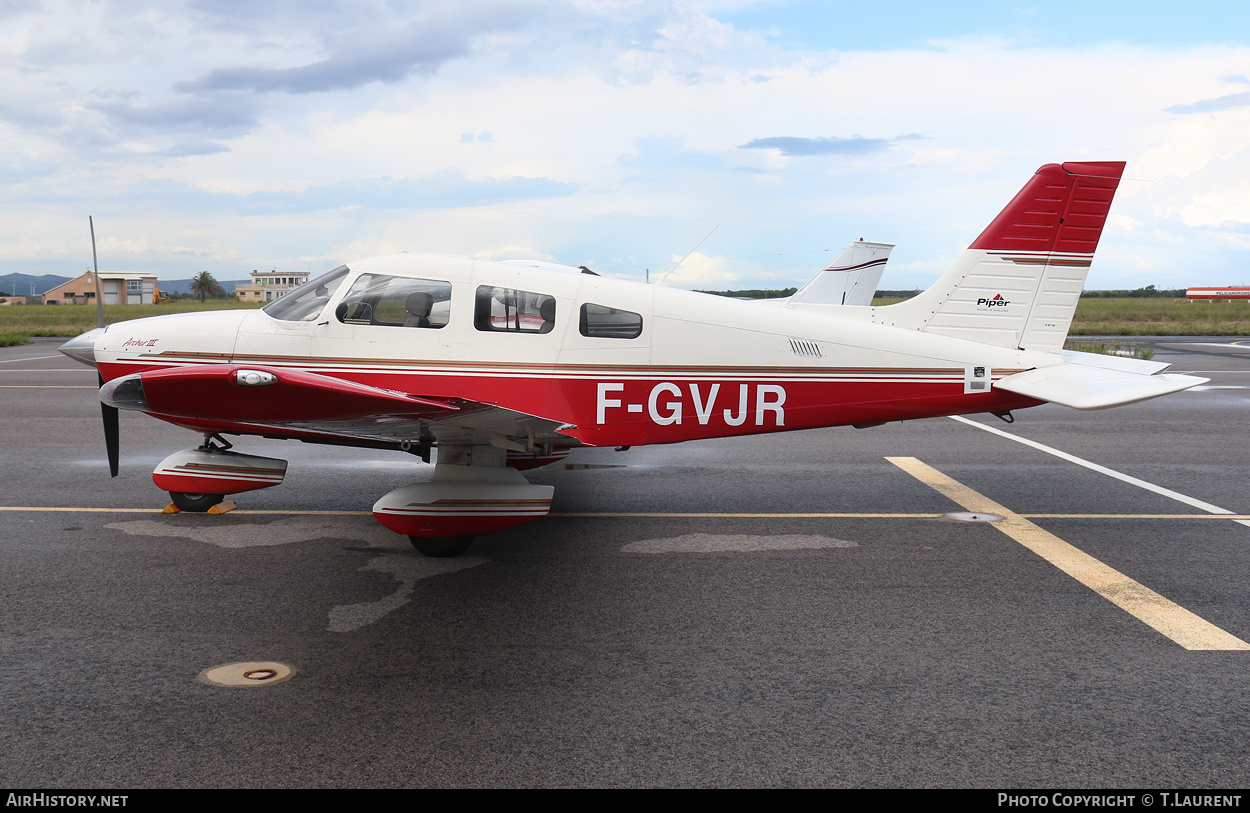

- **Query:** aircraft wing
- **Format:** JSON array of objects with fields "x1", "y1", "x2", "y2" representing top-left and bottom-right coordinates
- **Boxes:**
[
  {"x1": 102, "y1": 364, "x2": 579, "y2": 451},
  {"x1": 994, "y1": 351, "x2": 1207, "y2": 410}
]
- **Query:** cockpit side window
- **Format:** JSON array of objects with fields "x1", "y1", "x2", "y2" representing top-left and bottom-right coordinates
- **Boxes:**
[
  {"x1": 474, "y1": 286, "x2": 556, "y2": 333},
  {"x1": 263, "y1": 265, "x2": 350, "y2": 322},
  {"x1": 579, "y1": 303, "x2": 643, "y2": 339},
  {"x1": 335, "y1": 275, "x2": 452, "y2": 329}
]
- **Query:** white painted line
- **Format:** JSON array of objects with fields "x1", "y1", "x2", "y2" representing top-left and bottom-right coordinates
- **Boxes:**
[
  {"x1": 0, "y1": 354, "x2": 61, "y2": 364},
  {"x1": 1188, "y1": 385, "x2": 1250, "y2": 391},
  {"x1": 950, "y1": 415, "x2": 1250, "y2": 528},
  {"x1": 887, "y1": 456, "x2": 1250, "y2": 651}
]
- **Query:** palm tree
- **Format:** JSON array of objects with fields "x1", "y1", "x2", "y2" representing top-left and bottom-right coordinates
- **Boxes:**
[{"x1": 189, "y1": 271, "x2": 224, "y2": 302}]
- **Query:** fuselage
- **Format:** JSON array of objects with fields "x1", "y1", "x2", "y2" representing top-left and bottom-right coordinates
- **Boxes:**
[{"x1": 88, "y1": 253, "x2": 1050, "y2": 448}]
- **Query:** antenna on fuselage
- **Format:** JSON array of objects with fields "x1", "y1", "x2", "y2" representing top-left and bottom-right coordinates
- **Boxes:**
[{"x1": 656, "y1": 225, "x2": 717, "y2": 285}]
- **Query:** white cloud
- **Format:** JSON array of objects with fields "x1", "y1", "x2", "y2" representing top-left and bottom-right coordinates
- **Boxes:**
[
  {"x1": 657, "y1": 250, "x2": 738, "y2": 286},
  {"x1": 0, "y1": 3, "x2": 1249, "y2": 291}
]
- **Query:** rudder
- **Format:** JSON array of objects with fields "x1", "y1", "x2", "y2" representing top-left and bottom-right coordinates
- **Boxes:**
[{"x1": 873, "y1": 162, "x2": 1125, "y2": 353}]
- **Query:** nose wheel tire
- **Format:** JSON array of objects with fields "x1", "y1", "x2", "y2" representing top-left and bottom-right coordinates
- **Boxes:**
[
  {"x1": 408, "y1": 536, "x2": 474, "y2": 557},
  {"x1": 168, "y1": 492, "x2": 224, "y2": 513}
]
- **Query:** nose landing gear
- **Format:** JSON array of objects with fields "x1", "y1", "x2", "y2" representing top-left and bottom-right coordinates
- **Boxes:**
[
  {"x1": 168, "y1": 492, "x2": 225, "y2": 513},
  {"x1": 153, "y1": 434, "x2": 288, "y2": 512}
]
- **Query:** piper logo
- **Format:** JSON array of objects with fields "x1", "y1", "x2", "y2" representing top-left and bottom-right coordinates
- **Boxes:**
[{"x1": 976, "y1": 294, "x2": 1010, "y2": 310}]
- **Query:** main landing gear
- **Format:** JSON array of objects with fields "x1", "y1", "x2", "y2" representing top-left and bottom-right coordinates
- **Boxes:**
[
  {"x1": 154, "y1": 439, "x2": 556, "y2": 559},
  {"x1": 374, "y1": 445, "x2": 555, "y2": 558}
]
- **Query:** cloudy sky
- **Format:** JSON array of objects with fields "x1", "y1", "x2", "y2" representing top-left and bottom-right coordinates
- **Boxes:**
[{"x1": 3, "y1": 0, "x2": 1250, "y2": 290}]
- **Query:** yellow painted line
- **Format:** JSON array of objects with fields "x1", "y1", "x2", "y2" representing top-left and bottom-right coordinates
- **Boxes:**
[
  {"x1": 6, "y1": 506, "x2": 1250, "y2": 521},
  {"x1": 0, "y1": 506, "x2": 371, "y2": 515},
  {"x1": 550, "y1": 512, "x2": 938, "y2": 518},
  {"x1": 218, "y1": 509, "x2": 368, "y2": 516},
  {"x1": 558, "y1": 512, "x2": 1250, "y2": 519},
  {"x1": 1, "y1": 507, "x2": 160, "y2": 513},
  {"x1": 0, "y1": 506, "x2": 941, "y2": 518},
  {"x1": 886, "y1": 456, "x2": 1250, "y2": 651}
]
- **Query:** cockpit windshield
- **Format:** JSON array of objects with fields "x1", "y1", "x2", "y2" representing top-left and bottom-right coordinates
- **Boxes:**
[{"x1": 262, "y1": 265, "x2": 351, "y2": 322}]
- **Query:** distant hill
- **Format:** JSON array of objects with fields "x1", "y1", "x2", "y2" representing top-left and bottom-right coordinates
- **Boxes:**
[
  {"x1": 0, "y1": 273, "x2": 71, "y2": 297},
  {"x1": 157, "y1": 278, "x2": 250, "y2": 296},
  {"x1": 0, "y1": 273, "x2": 256, "y2": 298}
]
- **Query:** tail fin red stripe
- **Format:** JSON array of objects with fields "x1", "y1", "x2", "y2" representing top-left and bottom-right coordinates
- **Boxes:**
[{"x1": 969, "y1": 161, "x2": 1125, "y2": 254}]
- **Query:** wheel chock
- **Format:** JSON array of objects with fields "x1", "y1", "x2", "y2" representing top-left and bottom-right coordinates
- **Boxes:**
[
  {"x1": 163, "y1": 503, "x2": 181, "y2": 514},
  {"x1": 208, "y1": 500, "x2": 237, "y2": 515}
]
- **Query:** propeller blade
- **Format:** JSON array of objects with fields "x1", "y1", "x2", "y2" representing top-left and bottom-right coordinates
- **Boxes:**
[{"x1": 99, "y1": 373, "x2": 119, "y2": 478}]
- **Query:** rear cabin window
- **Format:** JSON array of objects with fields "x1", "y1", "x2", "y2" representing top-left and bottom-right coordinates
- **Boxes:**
[
  {"x1": 475, "y1": 286, "x2": 556, "y2": 333},
  {"x1": 335, "y1": 275, "x2": 451, "y2": 328},
  {"x1": 580, "y1": 303, "x2": 643, "y2": 339}
]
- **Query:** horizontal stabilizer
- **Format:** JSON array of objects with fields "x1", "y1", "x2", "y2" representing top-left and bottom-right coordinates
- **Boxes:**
[
  {"x1": 995, "y1": 362, "x2": 1207, "y2": 410},
  {"x1": 1058, "y1": 348, "x2": 1171, "y2": 376}
]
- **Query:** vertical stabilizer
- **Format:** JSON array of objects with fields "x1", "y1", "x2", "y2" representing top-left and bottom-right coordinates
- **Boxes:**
[
  {"x1": 873, "y1": 162, "x2": 1125, "y2": 352},
  {"x1": 789, "y1": 240, "x2": 893, "y2": 307}
]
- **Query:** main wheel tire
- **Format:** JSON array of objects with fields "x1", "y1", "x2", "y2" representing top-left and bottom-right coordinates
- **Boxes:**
[
  {"x1": 408, "y1": 536, "x2": 474, "y2": 557},
  {"x1": 169, "y1": 492, "x2": 223, "y2": 513}
]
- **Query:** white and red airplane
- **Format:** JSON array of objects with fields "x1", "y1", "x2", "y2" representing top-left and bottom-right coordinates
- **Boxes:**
[{"x1": 60, "y1": 161, "x2": 1205, "y2": 556}]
